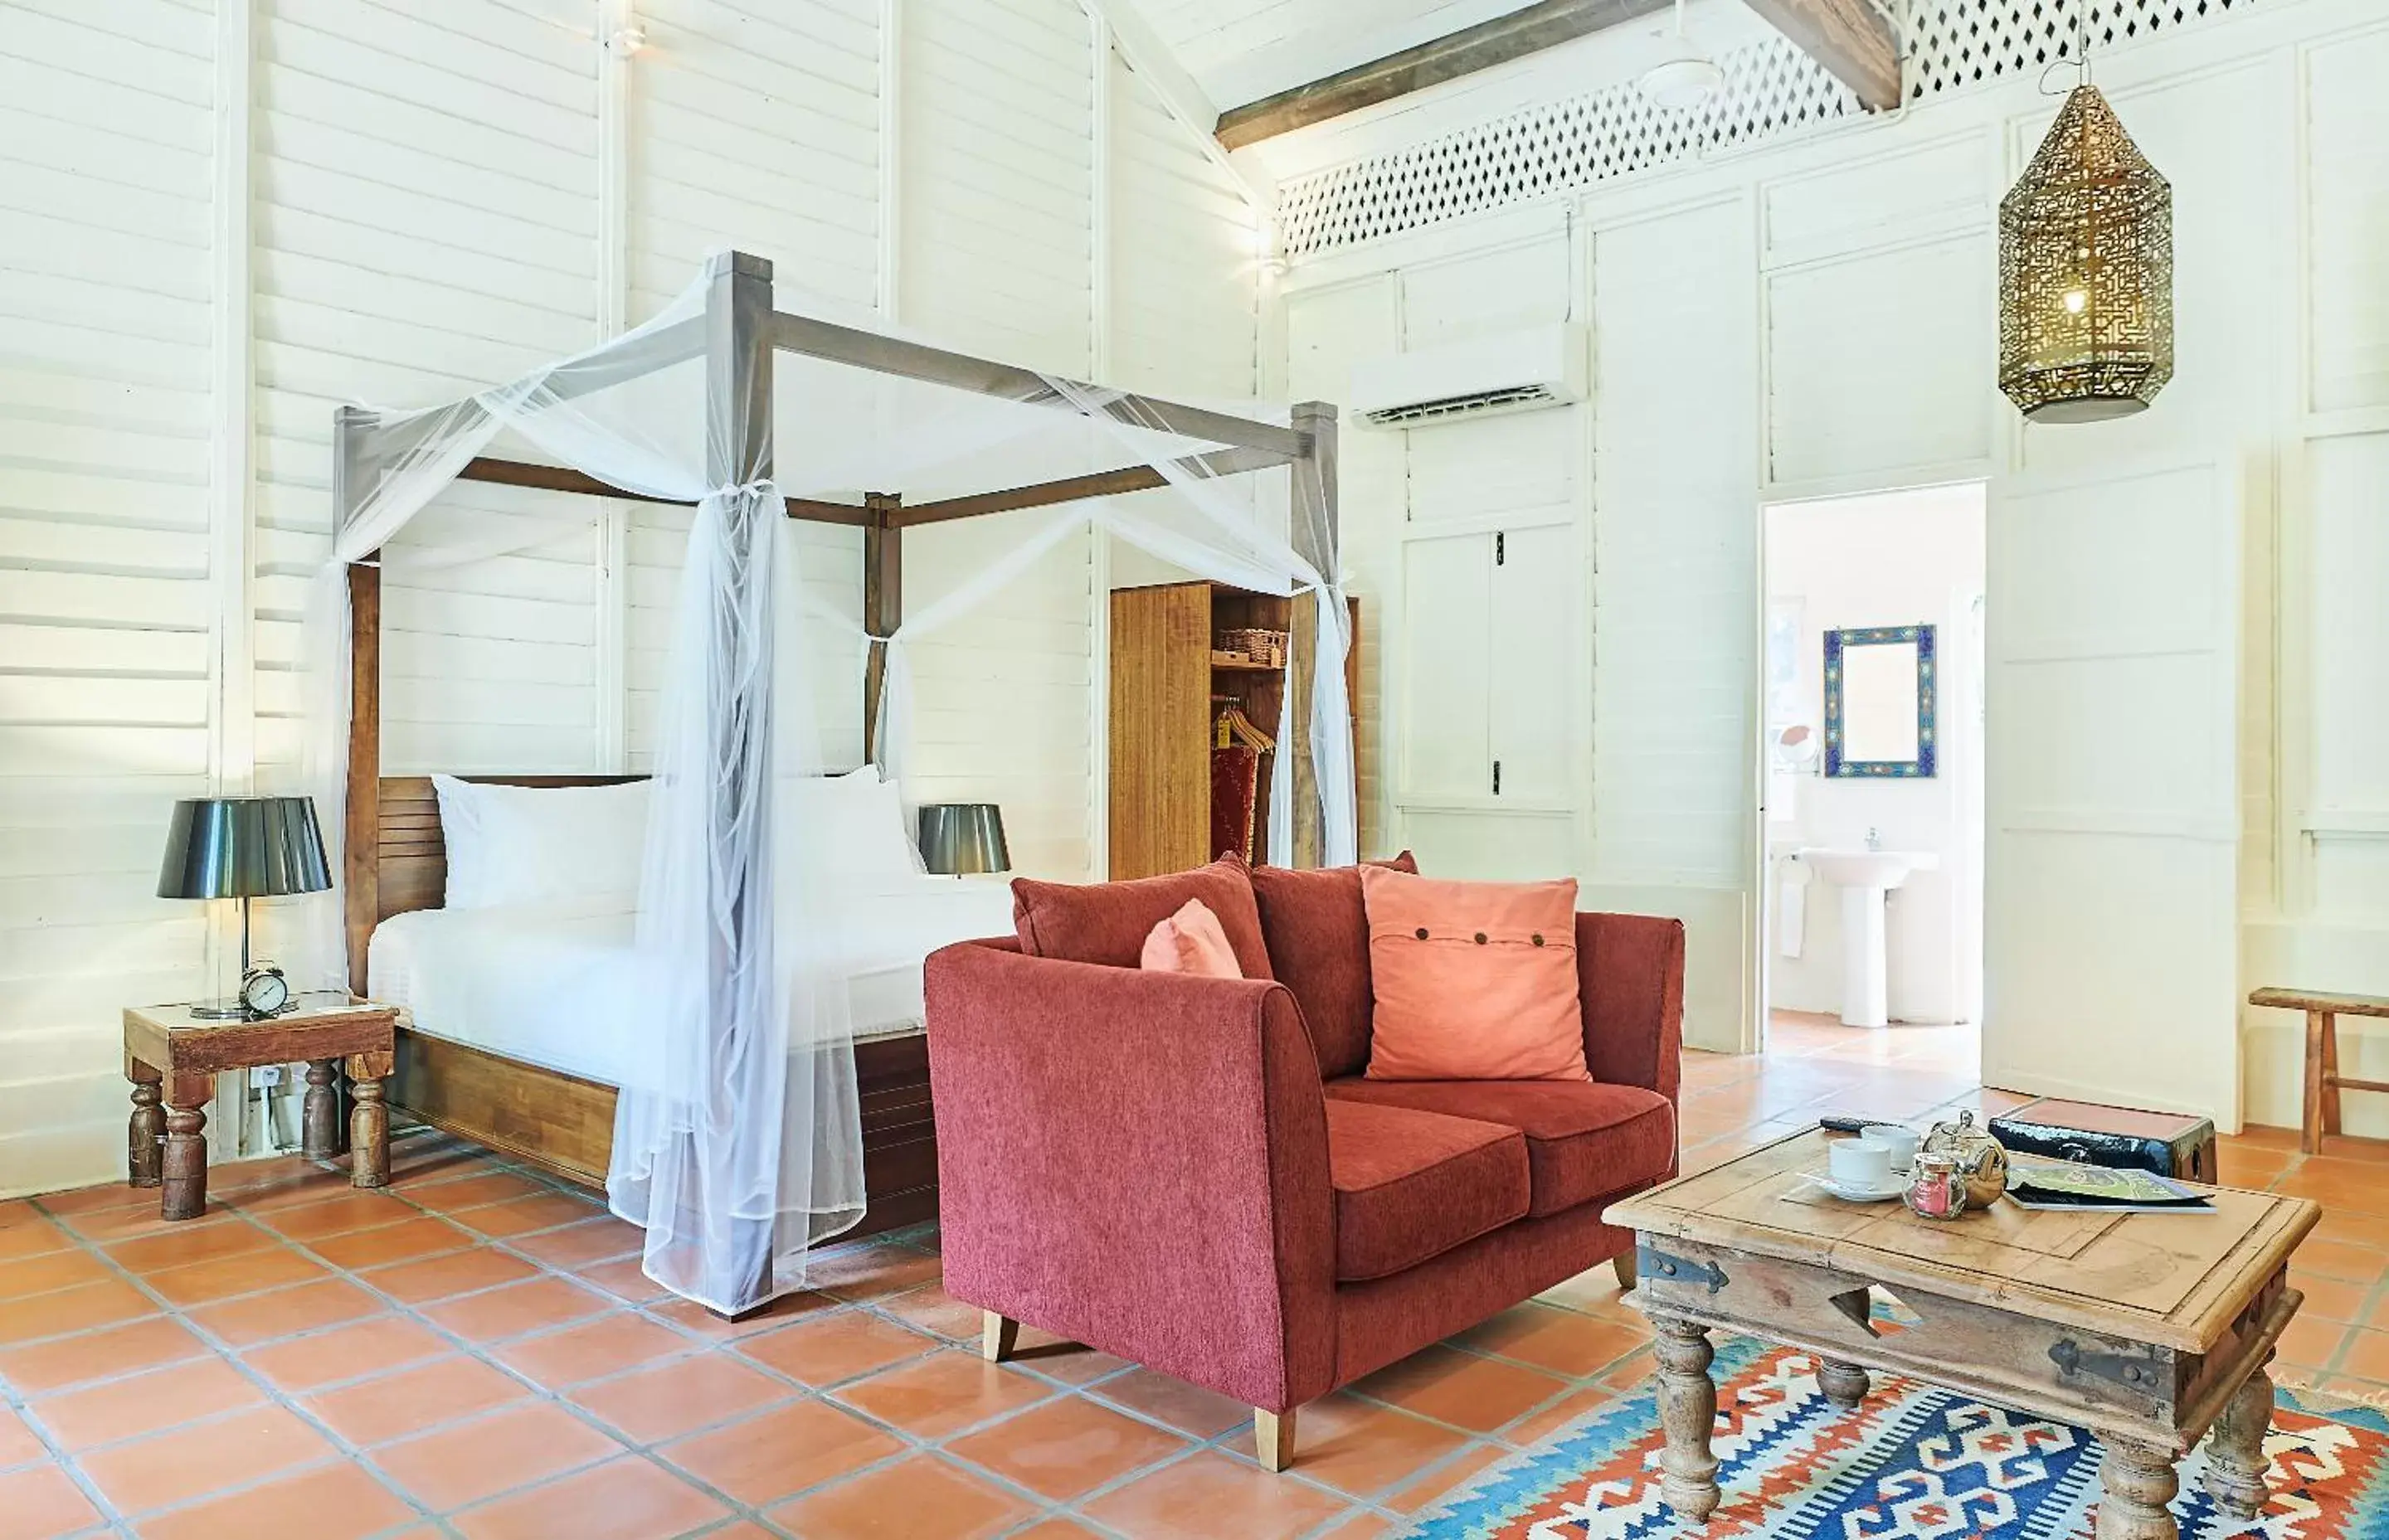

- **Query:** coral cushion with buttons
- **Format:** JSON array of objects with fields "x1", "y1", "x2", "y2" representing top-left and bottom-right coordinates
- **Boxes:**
[{"x1": 1358, "y1": 865, "x2": 1589, "y2": 1082}]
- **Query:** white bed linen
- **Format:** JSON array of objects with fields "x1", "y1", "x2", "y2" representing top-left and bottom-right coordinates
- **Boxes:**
[{"x1": 369, "y1": 877, "x2": 1014, "y2": 1089}]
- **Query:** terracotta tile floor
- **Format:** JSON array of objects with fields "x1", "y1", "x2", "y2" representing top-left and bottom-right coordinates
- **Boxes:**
[{"x1": 5, "y1": 1017, "x2": 2385, "y2": 1539}]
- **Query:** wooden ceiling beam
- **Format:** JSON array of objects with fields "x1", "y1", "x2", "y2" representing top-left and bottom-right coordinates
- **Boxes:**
[
  {"x1": 1214, "y1": 0, "x2": 1670, "y2": 151},
  {"x1": 1739, "y1": 0, "x2": 1900, "y2": 112}
]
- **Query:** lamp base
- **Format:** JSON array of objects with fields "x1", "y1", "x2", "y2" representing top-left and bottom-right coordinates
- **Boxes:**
[{"x1": 186, "y1": 998, "x2": 256, "y2": 1022}]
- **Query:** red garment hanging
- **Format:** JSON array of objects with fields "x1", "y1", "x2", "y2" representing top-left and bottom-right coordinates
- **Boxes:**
[{"x1": 1211, "y1": 745, "x2": 1259, "y2": 862}]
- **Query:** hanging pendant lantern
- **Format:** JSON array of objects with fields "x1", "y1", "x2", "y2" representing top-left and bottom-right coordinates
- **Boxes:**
[{"x1": 1998, "y1": 84, "x2": 2173, "y2": 424}]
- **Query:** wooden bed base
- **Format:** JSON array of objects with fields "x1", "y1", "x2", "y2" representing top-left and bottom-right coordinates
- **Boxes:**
[{"x1": 357, "y1": 774, "x2": 940, "y2": 1242}]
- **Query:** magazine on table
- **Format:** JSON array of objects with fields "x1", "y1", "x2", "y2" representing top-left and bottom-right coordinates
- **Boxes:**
[{"x1": 2004, "y1": 1155, "x2": 2216, "y2": 1214}]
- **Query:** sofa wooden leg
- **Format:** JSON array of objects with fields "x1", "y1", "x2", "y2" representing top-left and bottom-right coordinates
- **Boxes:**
[
  {"x1": 1612, "y1": 1251, "x2": 1637, "y2": 1290},
  {"x1": 980, "y1": 1310, "x2": 1019, "y2": 1364},
  {"x1": 1254, "y1": 1407, "x2": 1297, "y2": 1473}
]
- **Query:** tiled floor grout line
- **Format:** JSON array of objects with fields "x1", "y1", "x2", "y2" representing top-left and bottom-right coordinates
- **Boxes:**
[
  {"x1": 17, "y1": 1134, "x2": 1686, "y2": 1536},
  {"x1": 15, "y1": 1047, "x2": 2389, "y2": 1540},
  {"x1": 30, "y1": 1190, "x2": 450, "y2": 1540},
  {"x1": 22, "y1": 1144, "x2": 695, "y2": 1533},
  {"x1": 27, "y1": 1150, "x2": 1143, "y2": 1538},
  {"x1": 0, "y1": 1348, "x2": 134, "y2": 1538},
  {"x1": 240, "y1": 1152, "x2": 832, "y2": 1537}
]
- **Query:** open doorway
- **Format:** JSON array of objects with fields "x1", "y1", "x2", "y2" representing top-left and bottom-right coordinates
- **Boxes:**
[{"x1": 1759, "y1": 483, "x2": 1986, "y2": 1081}]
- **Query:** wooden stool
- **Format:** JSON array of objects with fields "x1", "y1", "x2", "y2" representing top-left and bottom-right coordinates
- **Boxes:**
[
  {"x1": 124, "y1": 995, "x2": 398, "y2": 1219},
  {"x1": 2249, "y1": 987, "x2": 2389, "y2": 1154}
]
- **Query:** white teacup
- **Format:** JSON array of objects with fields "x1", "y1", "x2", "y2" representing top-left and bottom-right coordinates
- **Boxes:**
[
  {"x1": 1828, "y1": 1136, "x2": 1893, "y2": 1190},
  {"x1": 1861, "y1": 1124, "x2": 1920, "y2": 1171}
]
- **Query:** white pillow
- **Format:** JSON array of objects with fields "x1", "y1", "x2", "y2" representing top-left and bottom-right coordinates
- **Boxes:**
[
  {"x1": 433, "y1": 775, "x2": 650, "y2": 909},
  {"x1": 783, "y1": 766, "x2": 922, "y2": 879}
]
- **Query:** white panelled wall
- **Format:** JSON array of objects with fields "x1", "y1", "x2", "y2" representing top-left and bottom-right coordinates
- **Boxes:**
[
  {"x1": 1272, "y1": 0, "x2": 2389, "y2": 1125},
  {"x1": 0, "y1": 0, "x2": 1261, "y2": 1196}
]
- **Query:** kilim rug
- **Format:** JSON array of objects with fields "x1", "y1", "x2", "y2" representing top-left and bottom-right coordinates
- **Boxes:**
[{"x1": 1399, "y1": 1337, "x2": 2389, "y2": 1538}]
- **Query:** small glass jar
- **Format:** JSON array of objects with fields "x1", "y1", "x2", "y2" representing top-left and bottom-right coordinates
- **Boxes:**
[{"x1": 1904, "y1": 1150, "x2": 1968, "y2": 1221}]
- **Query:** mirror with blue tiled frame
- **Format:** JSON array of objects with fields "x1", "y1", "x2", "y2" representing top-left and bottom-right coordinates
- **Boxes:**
[{"x1": 1823, "y1": 624, "x2": 1936, "y2": 779}]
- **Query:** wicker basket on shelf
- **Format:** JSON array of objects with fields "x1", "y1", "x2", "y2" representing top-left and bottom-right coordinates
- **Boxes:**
[{"x1": 1216, "y1": 629, "x2": 1288, "y2": 668}]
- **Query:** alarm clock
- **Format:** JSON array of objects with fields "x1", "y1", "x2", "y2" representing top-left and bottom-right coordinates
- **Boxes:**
[{"x1": 239, "y1": 962, "x2": 291, "y2": 1018}]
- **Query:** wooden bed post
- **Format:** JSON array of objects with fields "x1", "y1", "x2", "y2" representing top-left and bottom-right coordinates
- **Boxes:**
[
  {"x1": 344, "y1": 561, "x2": 381, "y2": 996},
  {"x1": 862, "y1": 493, "x2": 902, "y2": 766},
  {"x1": 333, "y1": 399, "x2": 382, "y2": 998},
  {"x1": 1288, "y1": 401, "x2": 1340, "y2": 868},
  {"x1": 705, "y1": 249, "x2": 778, "y2": 1316}
]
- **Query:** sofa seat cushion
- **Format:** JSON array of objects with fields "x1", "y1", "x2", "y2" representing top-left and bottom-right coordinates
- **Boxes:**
[
  {"x1": 1326, "y1": 1078, "x2": 1674, "y2": 1218},
  {"x1": 1323, "y1": 1100, "x2": 1530, "y2": 1282}
]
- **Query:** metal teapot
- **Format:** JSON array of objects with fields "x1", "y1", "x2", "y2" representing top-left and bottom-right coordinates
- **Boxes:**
[{"x1": 1921, "y1": 1110, "x2": 2009, "y2": 1209}]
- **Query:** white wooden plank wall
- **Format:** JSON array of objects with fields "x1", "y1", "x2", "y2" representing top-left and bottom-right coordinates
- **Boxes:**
[
  {"x1": 0, "y1": 0, "x2": 221, "y2": 1194},
  {"x1": 894, "y1": 0, "x2": 1097, "y2": 878},
  {"x1": 627, "y1": 0, "x2": 880, "y2": 317},
  {"x1": 251, "y1": 0, "x2": 605, "y2": 785},
  {"x1": 1107, "y1": 48, "x2": 1262, "y2": 399},
  {"x1": 1274, "y1": 0, "x2": 2389, "y2": 1094},
  {"x1": 901, "y1": 0, "x2": 1093, "y2": 374},
  {"x1": 0, "y1": 0, "x2": 1268, "y2": 1193},
  {"x1": 900, "y1": 513, "x2": 1097, "y2": 878}
]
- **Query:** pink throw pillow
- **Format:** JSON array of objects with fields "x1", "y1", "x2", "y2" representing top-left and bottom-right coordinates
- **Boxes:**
[
  {"x1": 1359, "y1": 866, "x2": 1588, "y2": 1081},
  {"x1": 1140, "y1": 899, "x2": 1243, "y2": 979}
]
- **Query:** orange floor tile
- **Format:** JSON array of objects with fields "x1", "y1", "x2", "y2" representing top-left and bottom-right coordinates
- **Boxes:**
[{"x1": 2, "y1": 1017, "x2": 2382, "y2": 1539}]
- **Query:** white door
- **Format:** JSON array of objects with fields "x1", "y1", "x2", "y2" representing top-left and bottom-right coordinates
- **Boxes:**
[{"x1": 1983, "y1": 457, "x2": 2241, "y2": 1125}]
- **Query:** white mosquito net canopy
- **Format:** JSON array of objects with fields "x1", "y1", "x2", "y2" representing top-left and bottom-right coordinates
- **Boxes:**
[{"x1": 304, "y1": 252, "x2": 1354, "y2": 1317}]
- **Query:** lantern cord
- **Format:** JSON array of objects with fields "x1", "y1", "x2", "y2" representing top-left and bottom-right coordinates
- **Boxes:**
[{"x1": 2038, "y1": 0, "x2": 2094, "y2": 95}]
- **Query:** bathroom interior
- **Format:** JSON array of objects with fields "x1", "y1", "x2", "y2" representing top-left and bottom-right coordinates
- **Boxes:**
[{"x1": 1764, "y1": 483, "x2": 1987, "y2": 1067}]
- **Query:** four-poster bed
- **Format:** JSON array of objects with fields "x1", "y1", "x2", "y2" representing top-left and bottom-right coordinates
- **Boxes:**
[{"x1": 323, "y1": 250, "x2": 1351, "y2": 1309}]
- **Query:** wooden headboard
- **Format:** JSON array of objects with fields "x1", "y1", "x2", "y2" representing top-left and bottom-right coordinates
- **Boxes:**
[{"x1": 344, "y1": 774, "x2": 645, "y2": 993}]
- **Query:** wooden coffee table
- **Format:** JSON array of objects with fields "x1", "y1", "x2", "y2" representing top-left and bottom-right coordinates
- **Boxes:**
[{"x1": 1605, "y1": 1129, "x2": 2318, "y2": 1540}]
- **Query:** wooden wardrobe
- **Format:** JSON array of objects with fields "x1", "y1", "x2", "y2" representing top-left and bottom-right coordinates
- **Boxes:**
[{"x1": 1108, "y1": 581, "x2": 1360, "y2": 878}]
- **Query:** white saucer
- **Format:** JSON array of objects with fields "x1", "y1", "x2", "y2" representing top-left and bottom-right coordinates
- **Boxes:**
[{"x1": 1811, "y1": 1172, "x2": 1907, "y2": 1203}]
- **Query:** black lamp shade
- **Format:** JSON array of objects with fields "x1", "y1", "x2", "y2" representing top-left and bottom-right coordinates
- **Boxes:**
[
  {"x1": 158, "y1": 796, "x2": 333, "y2": 901},
  {"x1": 917, "y1": 804, "x2": 1010, "y2": 876}
]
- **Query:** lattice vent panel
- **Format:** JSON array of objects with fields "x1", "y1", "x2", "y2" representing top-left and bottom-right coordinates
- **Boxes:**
[
  {"x1": 1906, "y1": 0, "x2": 2258, "y2": 100},
  {"x1": 1277, "y1": 36, "x2": 1855, "y2": 258},
  {"x1": 1278, "y1": 0, "x2": 2261, "y2": 259}
]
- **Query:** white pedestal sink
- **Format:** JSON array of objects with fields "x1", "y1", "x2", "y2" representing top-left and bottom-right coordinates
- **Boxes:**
[{"x1": 1798, "y1": 848, "x2": 1939, "y2": 1027}]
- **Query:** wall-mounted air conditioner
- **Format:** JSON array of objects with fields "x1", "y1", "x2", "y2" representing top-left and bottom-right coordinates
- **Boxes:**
[{"x1": 1348, "y1": 324, "x2": 1589, "y2": 430}]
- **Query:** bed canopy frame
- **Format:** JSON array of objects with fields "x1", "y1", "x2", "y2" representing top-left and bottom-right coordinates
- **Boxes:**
[
  {"x1": 328, "y1": 250, "x2": 1345, "y2": 1309},
  {"x1": 338, "y1": 250, "x2": 1343, "y2": 989}
]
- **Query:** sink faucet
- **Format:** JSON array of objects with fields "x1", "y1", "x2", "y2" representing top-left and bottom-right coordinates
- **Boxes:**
[{"x1": 1866, "y1": 827, "x2": 1881, "y2": 852}]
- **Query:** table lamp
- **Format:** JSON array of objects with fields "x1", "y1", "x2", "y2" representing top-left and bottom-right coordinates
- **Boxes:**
[
  {"x1": 158, "y1": 795, "x2": 332, "y2": 1018},
  {"x1": 917, "y1": 803, "x2": 1010, "y2": 877}
]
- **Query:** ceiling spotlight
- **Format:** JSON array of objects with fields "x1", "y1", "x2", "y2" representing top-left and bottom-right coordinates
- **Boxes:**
[{"x1": 1637, "y1": 0, "x2": 1723, "y2": 111}]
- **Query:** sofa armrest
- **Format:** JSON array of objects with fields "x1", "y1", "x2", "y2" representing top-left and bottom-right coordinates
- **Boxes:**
[
  {"x1": 922, "y1": 941, "x2": 1336, "y2": 1412},
  {"x1": 1574, "y1": 912, "x2": 1686, "y2": 1108}
]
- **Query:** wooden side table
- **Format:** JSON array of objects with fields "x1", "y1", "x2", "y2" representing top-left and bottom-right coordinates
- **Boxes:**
[{"x1": 124, "y1": 993, "x2": 398, "y2": 1220}]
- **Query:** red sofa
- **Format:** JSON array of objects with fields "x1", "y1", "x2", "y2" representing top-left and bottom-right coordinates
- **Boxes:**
[{"x1": 922, "y1": 858, "x2": 1685, "y2": 1471}]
